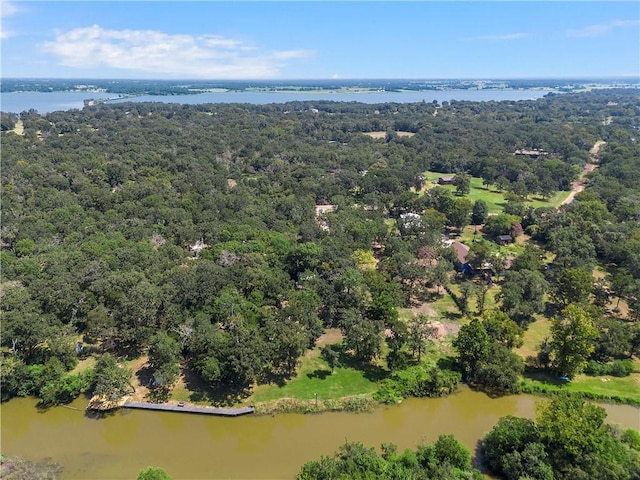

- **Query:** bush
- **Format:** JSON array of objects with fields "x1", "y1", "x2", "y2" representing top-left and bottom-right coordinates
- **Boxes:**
[
  {"x1": 585, "y1": 359, "x2": 634, "y2": 377},
  {"x1": 374, "y1": 366, "x2": 460, "y2": 403}
]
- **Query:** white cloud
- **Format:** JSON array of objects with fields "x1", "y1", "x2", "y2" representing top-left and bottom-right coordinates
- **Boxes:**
[
  {"x1": 1, "y1": 0, "x2": 18, "y2": 18},
  {"x1": 567, "y1": 19, "x2": 640, "y2": 38},
  {"x1": 1, "y1": 0, "x2": 20, "y2": 39},
  {"x1": 41, "y1": 25, "x2": 314, "y2": 78},
  {"x1": 463, "y1": 32, "x2": 530, "y2": 41}
]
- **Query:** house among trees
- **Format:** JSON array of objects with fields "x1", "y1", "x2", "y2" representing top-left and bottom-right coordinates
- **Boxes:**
[
  {"x1": 437, "y1": 175, "x2": 455, "y2": 185},
  {"x1": 513, "y1": 148, "x2": 548, "y2": 159},
  {"x1": 315, "y1": 204, "x2": 336, "y2": 231},
  {"x1": 497, "y1": 235, "x2": 514, "y2": 245},
  {"x1": 451, "y1": 241, "x2": 470, "y2": 264}
]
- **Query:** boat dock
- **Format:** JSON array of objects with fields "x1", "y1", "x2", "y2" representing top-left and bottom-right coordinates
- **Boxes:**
[{"x1": 123, "y1": 401, "x2": 255, "y2": 416}]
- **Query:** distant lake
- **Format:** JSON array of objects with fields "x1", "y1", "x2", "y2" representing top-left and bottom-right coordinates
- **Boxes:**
[
  {"x1": 1, "y1": 89, "x2": 554, "y2": 114},
  {"x1": 0, "y1": 91, "x2": 117, "y2": 114}
]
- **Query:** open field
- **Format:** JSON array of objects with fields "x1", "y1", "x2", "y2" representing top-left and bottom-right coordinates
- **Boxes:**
[
  {"x1": 248, "y1": 345, "x2": 383, "y2": 404},
  {"x1": 515, "y1": 315, "x2": 551, "y2": 360},
  {"x1": 363, "y1": 131, "x2": 416, "y2": 139},
  {"x1": 422, "y1": 172, "x2": 570, "y2": 213},
  {"x1": 521, "y1": 371, "x2": 640, "y2": 405}
]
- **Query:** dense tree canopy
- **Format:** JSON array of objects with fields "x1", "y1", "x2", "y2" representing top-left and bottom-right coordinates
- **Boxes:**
[{"x1": 1, "y1": 89, "x2": 639, "y2": 404}]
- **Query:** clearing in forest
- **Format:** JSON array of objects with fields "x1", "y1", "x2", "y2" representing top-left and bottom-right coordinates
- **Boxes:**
[
  {"x1": 363, "y1": 131, "x2": 415, "y2": 139},
  {"x1": 421, "y1": 171, "x2": 569, "y2": 213}
]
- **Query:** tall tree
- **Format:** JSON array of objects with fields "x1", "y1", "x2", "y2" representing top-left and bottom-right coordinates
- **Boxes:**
[
  {"x1": 498, "y1": 270, "x2": 548, "y2": 325},
  {"x1": 93, "y1": 354, "x2": 132, "y2": 399},
  {"x1": 453, "y1": 173, "x2": 471, "y2": 196},
  {"x1": 147, "y1": 332, "x2": 181, "y2": 397},
  {"x1": 406, "y1": 314, "x2": 437, "y2": 362},
  {"x1": 471, "y1": 199, "x2": 488, "y2": 225},
  {"x1": 553, "y1": 267, "x2": 593, "y2": 306},
  {"x1": 549, "y1": 304, "x2": 599, "y2": 377},
  {"x1": 452, "y1": 318, "x2": 491, "y2": 379}
]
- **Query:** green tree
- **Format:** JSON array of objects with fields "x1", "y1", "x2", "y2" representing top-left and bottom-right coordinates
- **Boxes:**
[
  {"x1": 458, "y1": 281, "x2": 477, "y2": 315},
  {"x1": 452, "y1": 318, "x2": 490, "y2": 379},
  {"x1": 429, "y1": 259, "x2": 450, "y2": 295},
  {"x1": 498, "y1": 270, "x2": 548, "y2": 325},
  {"x1": 553, "y1": 267, "x2": 593, "y2": 306},
  {"x1": 93, "y1": 354, "x2": 132, "y2": 399},
  {"x1": 147, "y1": 332, "x2": 181, "y2": 398},
  {"x1": 481, "y1": 416, "x2": 541, "y2": 474},
  {"x1": 137, "y1": 466, "x2": 172, "y2": 480},
  {"x1": 321, "y1": 345, "x2": 341, "y2": 374},
  {"x1": 474, "y1": 343, "x2": 524, "y2": 393},
  {"x1": 453, "y1": 173, "x2": 471, "y2": 196},
  {"x1": 448, "y1": 197, "x2": 473, "y2": 230},
  {"x1": 406, "y1": 314, "x2": 437, "y2": 361},
  {"x1": 340, "y1": 310, "x2": 383, "y2": 363},
  {"x1": 549, "y1": 304, "x2": 598, "y2": 377},
  {"x1": 482, "y1": 310, "x2": 524, "y2": 349},
  {"x1": 471, "y1": 199, "x2": 488, "y2": 225},
  {"x1": 483, "y1": 213, "x2": 519, "y2": 239}
]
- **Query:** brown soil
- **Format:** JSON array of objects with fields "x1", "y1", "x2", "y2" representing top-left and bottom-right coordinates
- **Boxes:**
[
  {"x1": 428, "y1": 320, "x2": 461, "y2": 338},
  {"x1": 315, "y1": 328, "x2": 343, "y2": 346},
  {"x1": 363, "y1": 131, "x2": 415, "y2": 139},
  {"x1": 409, "y1": 303, "x2": 438, "y2": 318},
  {"x1": 129, "y1": 356, "x2": 151, "y2": 401}
]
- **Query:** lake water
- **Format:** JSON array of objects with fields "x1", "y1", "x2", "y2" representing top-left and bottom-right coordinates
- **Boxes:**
[
  {"x1": 0, "y1": 89, "x2": 553, "y2": 114},
  {"x1": 2, "y1": 387, "x2": 638, "y2": 479}
]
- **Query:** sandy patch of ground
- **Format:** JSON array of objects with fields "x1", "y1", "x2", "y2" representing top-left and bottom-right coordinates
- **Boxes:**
[
  {"x1": 428, "y1": 320, "x2": 461, "y2": 339},
  {"x1": 315, "y1": 328, "x2": 343, "y2": 346},
  {"x1": 363, "y1": 131, "x2": 415, "y2": 139},
  {"x1": 410, "y1": 303, "x2": 438, "y2": 318},
  {"x1": 11, "y1": 119, "x2": 24, "y2": 136},
  {"x1": 129, "y1": 356, "x2": 151, "y2": 401}
]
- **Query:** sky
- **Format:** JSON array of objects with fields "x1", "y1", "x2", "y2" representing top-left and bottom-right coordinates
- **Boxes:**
[{"x1": 1, "y1": 1, "x2": 639, "y2": 80}]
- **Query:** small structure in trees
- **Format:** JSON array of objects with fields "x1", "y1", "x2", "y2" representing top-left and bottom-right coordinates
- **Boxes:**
[{"x1": 497, "y1": 235, "x2": 514, "y2": 245}]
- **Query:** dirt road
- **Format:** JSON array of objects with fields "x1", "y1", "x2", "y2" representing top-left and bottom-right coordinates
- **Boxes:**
[{"x1": 561, "y1": 140, "x2": 606, "y2": 206}]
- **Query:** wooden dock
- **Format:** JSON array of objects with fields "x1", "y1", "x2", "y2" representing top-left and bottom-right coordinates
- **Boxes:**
[{"x1": 123, "y1": 401, "x2": 255, "y2": 417}]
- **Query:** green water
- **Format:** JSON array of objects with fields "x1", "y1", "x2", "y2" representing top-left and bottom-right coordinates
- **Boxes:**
[{"x1": 2, "y1": 387, "x2": 638, "y2": 479}]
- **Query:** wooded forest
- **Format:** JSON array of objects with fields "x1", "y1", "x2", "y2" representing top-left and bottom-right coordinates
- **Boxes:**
[{"x1": 1, "y1": 89, "x2": 640, "y2": 418}]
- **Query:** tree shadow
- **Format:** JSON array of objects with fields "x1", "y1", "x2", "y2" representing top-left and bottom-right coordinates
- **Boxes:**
[
  {"x1": 522, "y1": 370, "x2": 567, "y2": 387},
  {"x1": 135, "y1": 364, "x2": 153, "y2": 391},
  {"x1": 436, "y1": 356, "x2": 458, "y2": 371},
  {"x1": 442, "y1": 311, "x2": 464, "y2": 321},
  {"x1": 337, "y1": 348, "x2": 389, "y2": 382},
  {"x1": 307, "y1": 369, "x2": 331, "y2": 380},
  {"x1": 181, "y1": 364, "x2": 251, "y2": 407},
  {"x1": 472, "y1": 441, "x2": 492, "y2": 474}
]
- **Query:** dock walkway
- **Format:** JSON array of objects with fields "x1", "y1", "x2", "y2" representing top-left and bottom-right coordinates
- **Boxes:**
[{"x1": 123, "y1": 401, "x2": 255, "y2": 416}]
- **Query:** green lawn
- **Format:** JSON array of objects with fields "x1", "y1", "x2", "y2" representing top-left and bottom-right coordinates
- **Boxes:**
[
  {"x1": 422, "y1": 172, "x2": 570, "y2": 213},
  {"x1": 515, "y1": 315, "x2": 551, "y2": 360},
  {"x1": 249, "y1": 347, "x2": 385, "y2": 403},
  {"x1": 521, "y1": 371, "x2": 640, "y2": 405}
]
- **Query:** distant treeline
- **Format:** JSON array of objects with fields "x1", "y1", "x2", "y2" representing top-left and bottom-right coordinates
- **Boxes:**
[{"x1": 2, "y1": 77, "x2": 638, "y2": 95}]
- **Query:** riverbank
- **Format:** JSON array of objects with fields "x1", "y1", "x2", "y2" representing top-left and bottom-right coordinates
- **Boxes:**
[{"x1": 3, "y1": 388, "x2": 637, "y2": 480}]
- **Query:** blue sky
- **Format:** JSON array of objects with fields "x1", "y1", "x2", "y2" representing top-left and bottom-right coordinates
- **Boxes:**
[{"x1": 1, "y1": 1, "x2": 639, "y2": 79}]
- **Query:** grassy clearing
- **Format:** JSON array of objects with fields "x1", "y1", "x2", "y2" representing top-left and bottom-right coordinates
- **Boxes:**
[
  {"x1": 521, "y1": 371, "x2": 640, "y2": 405},
  {"x1": 249, "y1": 347, "x2": 384, "y2": 404},
  {"x1": 515, "y1": 316, "x2": 551, "y2": 360},
  {"x1": 70, "y1": 356, "x2": 96, "y2": 375},
  {"x1": 422, "y1": 172, "x2": 570, "y2": 213}
]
